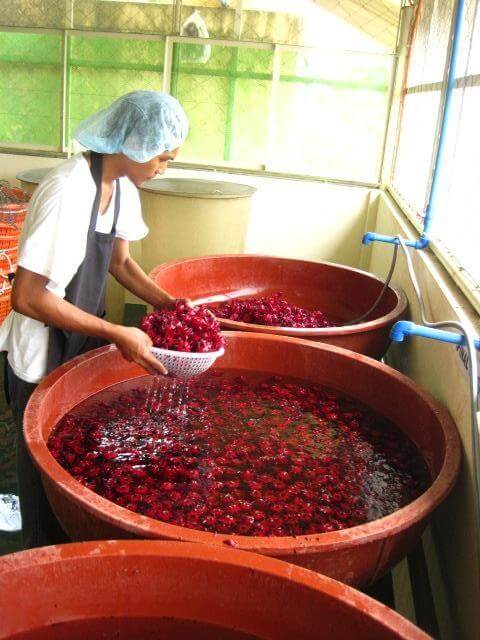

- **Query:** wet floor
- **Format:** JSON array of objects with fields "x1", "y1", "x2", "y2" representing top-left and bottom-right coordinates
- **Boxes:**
[{"x1": 0, "y1": 353, "x2": 22, "y2": 555}]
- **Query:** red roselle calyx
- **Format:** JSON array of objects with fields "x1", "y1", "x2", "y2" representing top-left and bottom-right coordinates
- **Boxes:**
[
  {"x1": 48, "y1": 371, "x2": 430, "y2": 538},
  {"x1": 140, "y1": 301, "x2": 224, "y2": 352},
  {"x1": 206, "y1": 292, "x2": 335, "y2": 328}
]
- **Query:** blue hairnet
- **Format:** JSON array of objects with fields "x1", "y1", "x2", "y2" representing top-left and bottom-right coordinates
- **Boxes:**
[{"x1": 73, "y1": 91, "x2": 189, "y2": 163}]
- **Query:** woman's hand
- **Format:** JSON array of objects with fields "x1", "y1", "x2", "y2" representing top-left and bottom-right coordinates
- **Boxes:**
[
  {"x1": 112, "y1": 326, "x2": 167, "y2": 376},
  {"x1": 155, "y1": 297, "x2": 194, "y2": 311}
]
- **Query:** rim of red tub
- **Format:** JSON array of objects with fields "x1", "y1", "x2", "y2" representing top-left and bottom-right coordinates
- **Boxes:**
[
  {"x1": 149, "y1": 254, "x2": 408, "y2": 337},
  {"x1": 24, "y1": 334, "x2": 460, "y2": 556},
  {"x1": 0, "y1": 540, "x2": 431, "y2": 640}
]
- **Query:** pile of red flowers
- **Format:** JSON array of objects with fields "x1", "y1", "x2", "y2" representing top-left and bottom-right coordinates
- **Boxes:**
[
  {"x1": 208, "y1": 292, "x2": 335, "y2": 328},
  {"x1": 140, "y1": 301, "x2": 224, "y2": 353},
  {"x1": 48, "y1": 372, "x2": 430, "y2": 537}
]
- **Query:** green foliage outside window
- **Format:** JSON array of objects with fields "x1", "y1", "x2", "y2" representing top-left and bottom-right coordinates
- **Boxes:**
[
  {"x1": 0, "y1": 32, "x2": 62, "y2": 148},
  {"x1": 0, "y1": 28, "x2": 391, "y2": 182}
]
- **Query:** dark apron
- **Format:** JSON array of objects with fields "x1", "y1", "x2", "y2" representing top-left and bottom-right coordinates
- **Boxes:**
[
  {"x1": 46, "y1": 151, "x2": 120, "y2": 373},
  {"x1": 4, "y1": 152, "x2": 121, "y2": 548}
]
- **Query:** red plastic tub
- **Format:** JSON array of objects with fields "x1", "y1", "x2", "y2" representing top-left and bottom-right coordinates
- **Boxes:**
[
  {"x1": 24, "y1": 333, "x2": 460, "y2": 587},
  {"x1": 0, "y1": 541, "x2": 430, "y2": 639},
  {"x1": 150, "y1": 254, "x2": 408, "y2": 358}
]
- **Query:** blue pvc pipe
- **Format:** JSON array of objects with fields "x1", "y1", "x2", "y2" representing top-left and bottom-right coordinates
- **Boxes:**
[
  {"x1": 362, "y1": 232, "x2": 428, "y2": 248},
  {"x1": 363, "y1": 232, "x2": 418, "y2": 247},
  {"x1": 362, "y1": 0, "x2": 466, "y2": 250},
  {"x1": 390, "y1": 321, "x2": 480, "y2": 350},
  {"x1": 423, "y1": 0, "x2": 465, "y2": 238}
]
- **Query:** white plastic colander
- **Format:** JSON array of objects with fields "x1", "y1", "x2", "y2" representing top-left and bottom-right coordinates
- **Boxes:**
[{"x1": 150, "y1": 346, "x2": 225, "y2": 379}]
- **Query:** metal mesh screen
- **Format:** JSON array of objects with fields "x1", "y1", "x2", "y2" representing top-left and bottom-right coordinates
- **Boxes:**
[
  {"x1": 0, "y1": 31, "x2": 62, "y2": 148},
  {"x1": 0, "y1": 0, "x2": 400, "y2": 50},
  {"x1": 73, "y1": 1, "x2": 174, "y2": 35},
  {"x1": 172, "y1": 43, "x2": 273, "y2": 166},
  {"x1": 68, "y1": 35, "x2": 165, "y2": 151},
  {"x1": 313, "y1": 0, "x2": 400, "y2": 50},
  {"x1": 0, "y1": 1, "x2": 174, "y2": 34},
  {"x1": 0, "y1": 0, "x2": 401, "y2": 182}
]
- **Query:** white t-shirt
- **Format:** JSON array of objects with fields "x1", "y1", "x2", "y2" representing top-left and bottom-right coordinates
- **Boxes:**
[{"x1": 0, "y1": 153, "x2": 149, "y2": 383}]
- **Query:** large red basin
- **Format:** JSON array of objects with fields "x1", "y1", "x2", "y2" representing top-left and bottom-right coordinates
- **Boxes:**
[
  {"x1": 0, "y1": 541, "x2": 429, "y2": 639},
  {"x1": 150, "y1": 254, "x2": 408, "y2": 358},
  {"x1": 24, "y1": 333, "x2": 460, "y2": 587}
]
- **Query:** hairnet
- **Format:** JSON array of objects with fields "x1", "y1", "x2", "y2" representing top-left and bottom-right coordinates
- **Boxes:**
[{"x1": 73, "y1": 91, "x2": 189, "y2": 163}]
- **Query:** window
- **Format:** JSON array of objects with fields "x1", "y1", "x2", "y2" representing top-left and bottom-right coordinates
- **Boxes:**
[
  {"x1": 391, "y1": 0, "x2": 480, "y2": 287},
  {"x1": 0, "y1": 32, "x2": 62, "y2": 148},
  {"x1": 171, "y1": 42, "x2": 273, "y2": 168},
  {"x1": 392, "y1": 0, "x2": 455, "y2": 215},
  {"x1": 68, "y1": 34, "x2": 165, "y2": 150},
  {"x1": 0, "y1": 0, "x2": 400, "y2": 184},
  {"x1": 268, "y1": 48, "x2": 393, "y2": 181},
  {"x1": 432, "y1": 0, "x2": 480, "y2": 283}
]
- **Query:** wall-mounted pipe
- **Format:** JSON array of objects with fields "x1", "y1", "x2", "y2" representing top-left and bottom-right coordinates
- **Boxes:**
[
  {"x1": 389, "y1": 236, "x2": 480, "y2": 571},
  {"x1": 363, "y1": 232, "x2": 419, "y2": 247},
  {"x1": 362, "y1": 0, "x2": 466, "y2": 250},
  {"x1": 422, "y1": 0, "x2": 465, "y2": 240},
  {"x1": 391, "y1": 320, "x2": 480, "y2": 350}
]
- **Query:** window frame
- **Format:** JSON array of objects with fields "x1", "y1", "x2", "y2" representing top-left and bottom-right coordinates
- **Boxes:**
[
  {"x1": 0, "y1": 24, "x2": 396, "y2": 188},
  {"x1": 387, "y1": 2, "x2": 480, "y2": 313}
]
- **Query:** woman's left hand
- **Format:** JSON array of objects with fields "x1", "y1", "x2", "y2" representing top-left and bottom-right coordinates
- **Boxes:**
[{"x1": 155, "y1": 297, "x2": 194, "y2": 311}]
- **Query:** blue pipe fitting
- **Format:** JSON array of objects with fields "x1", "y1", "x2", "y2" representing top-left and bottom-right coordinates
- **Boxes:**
[
  {"x1": 362, "y1": 232, "x2": 428, "y2": 249},
  {"x1": 414, "y1": 235, "x2": 429, "y2": 250},
  {"x1": 390, "y1": 321, "x2": 480, "y2": 350}
]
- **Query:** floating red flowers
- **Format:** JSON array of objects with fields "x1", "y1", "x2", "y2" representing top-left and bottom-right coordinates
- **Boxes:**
[
  {"x1": 207, "y1": 292, "x2": 335, "y2": 328},
  {"x1": 48, "y1": 371, "x2": 430, "y2": 537}
]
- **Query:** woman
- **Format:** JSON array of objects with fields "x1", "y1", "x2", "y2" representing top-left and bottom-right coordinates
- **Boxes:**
[{"x1": 0, "y1": 90, "x2": 189, "y2": 547}]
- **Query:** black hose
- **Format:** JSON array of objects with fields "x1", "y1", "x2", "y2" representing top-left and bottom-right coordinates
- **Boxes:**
[{"x1": 340, "y1": 242, "x2": 399, "y2": 326}]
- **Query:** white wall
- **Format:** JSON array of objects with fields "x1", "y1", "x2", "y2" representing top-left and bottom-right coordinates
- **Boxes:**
[
  {"x1": 364, "y1": 192, "x2": 480, "y2": 640},
  {"x1": 1, "y1": 153, "x2": 62, "y2": 184},
  {"x1": 243, "y1": 177, "x2": 370, "y2": 267}
]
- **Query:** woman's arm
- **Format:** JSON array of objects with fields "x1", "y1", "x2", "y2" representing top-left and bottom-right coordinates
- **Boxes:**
[
  {"x1": 11, "y1": 267, "x2": 167, "y2": 375},
  {"x1": 109, "y1": 238, "x2": 175, "y2": 309}
]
